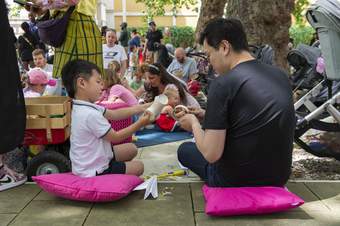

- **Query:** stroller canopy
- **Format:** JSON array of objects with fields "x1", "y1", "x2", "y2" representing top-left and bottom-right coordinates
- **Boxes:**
[{"x1": 287, "y1": 44, "x2": 321, "y2": 69}]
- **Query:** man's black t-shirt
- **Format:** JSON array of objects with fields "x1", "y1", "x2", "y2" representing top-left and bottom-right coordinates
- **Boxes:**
[
  {"x1": 146, "y1": 30, "x2": 163, "y2": 51},
  {"x1": 203, "y1": 60, "x2": 295, "y2": 187}
]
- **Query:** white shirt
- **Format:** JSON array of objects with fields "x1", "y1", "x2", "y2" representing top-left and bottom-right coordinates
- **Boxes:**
[
  {"x1": 70, "y1": 100, "x2": 113, "y2": 177},
  {"x1": 103, "y1": 44, "x2": 128, "y2": 69}
]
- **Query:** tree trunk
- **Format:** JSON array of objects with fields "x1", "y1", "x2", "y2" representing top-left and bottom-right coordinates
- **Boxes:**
[
  {"x1": 226, "y1": 0, "x2": 295, "y2": 70},
  {"x1": 195, "y1": 0, "x2": 228, "y2": 41}
]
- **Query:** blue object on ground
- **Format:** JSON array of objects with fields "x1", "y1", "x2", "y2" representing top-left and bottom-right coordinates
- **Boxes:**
[{"x1": 135, "y1": 128, "x2": 193, "y2": 148}]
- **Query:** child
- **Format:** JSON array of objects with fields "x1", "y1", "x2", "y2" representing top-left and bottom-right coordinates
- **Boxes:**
[
  {"x1": 23, "y1": 68, "x2": 55, "y2": 97},
  {"x1": 61, "y1": 59, "x2": 152, "y2": 177},
  {"x1": 32, "y1": 49, "x2": 53, "y2": 78},
  {"x1": 128, "y1": 45, "x2": 139, "y2": 78},
  {"x1": 99, "y1": 62, "x2": 138, "y2": 106},
  {"x1": 129, "y1": 64, "x2": 145, "y2": 91},
  {"x1": 155, "y1": 87, "x2": 182, "y2": 132}
]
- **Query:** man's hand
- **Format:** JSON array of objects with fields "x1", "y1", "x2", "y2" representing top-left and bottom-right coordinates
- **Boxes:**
[
  {"x1": 178, "y1": 114, "x2": 199, "y2": 132},
  {"x1": 188, "y1": 107, "x2": 205, "y2": 119}
]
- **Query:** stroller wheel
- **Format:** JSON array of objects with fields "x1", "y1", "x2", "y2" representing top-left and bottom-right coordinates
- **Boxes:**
[{"x1": 26, "y1": 150, "x2": 71, "y2": 181}]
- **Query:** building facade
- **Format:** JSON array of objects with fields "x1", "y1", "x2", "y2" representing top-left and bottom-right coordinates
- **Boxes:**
[{"x1": 97, "y1": 0, "x2": 199, "y2": 29}]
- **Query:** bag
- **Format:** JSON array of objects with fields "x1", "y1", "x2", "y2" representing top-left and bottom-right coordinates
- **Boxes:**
[{"x1": 37, "y1": 6, "x2": 75, "y2": 48}]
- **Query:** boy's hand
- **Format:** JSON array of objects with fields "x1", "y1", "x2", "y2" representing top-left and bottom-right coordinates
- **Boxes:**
[
  {"x1": 137, "y1": 111, "x2": 153, "y2": 126},
  {"x1": 161, "y1": 105, "x2": 173, "y2": 115},
  {"x1": 138, "y1": 102, "x2": 152, "y2": 112}
]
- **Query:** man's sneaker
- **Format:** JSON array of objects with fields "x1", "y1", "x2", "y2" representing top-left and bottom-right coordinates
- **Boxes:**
[{"x1": 0, "y1": 165, "x2": 27, "y2": 192}]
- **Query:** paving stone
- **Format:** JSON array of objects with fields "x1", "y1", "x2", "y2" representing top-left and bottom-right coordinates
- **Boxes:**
[
  {"x1": 304, "y1": 182, "x2": 340, "y2": 212},
  {"x1": 190, "y1": 182, "x2": 205, "y2": 212},
  {"x1": 0, "y1": 214, "x2": 16, "y2": 226},
  {"x1": 286, "y1": 182, "x2": 329, "y2": 212},
  {"x1": 0, "y1": 185, "x2": 40, "y2": 214},
  {"x1": 195, "y1": 213, "x2": 340, "y2": 226},
  {"x1": 9, "y1": 200, "x2": 92, "y2": 226},
  {"x1": 139, "y1": 140, "x2": 200, "y2": 182},
  {"x1": 85, "y1": 183, "x2": 195, "y2": 226}
]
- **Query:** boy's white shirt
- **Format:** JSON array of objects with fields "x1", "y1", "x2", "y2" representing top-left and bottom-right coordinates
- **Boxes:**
[{"x1": 70, "y1": 99, "x2": 113, "y2": 177}]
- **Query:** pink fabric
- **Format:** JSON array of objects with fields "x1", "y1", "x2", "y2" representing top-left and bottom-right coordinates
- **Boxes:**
[
  {"x1": 27, "y1": 68, "x2": 55, "y2": 86},
  {"x1": 96, "y1": 102, "x2": 133, "y2": 145},
  {"x1": 32, "y1": 173, "x2": 143, "y2": 202},
  {"x1": 101, "y1": 84, "x2": 137, "y2": 106},
  {"x1": 202, "y1": 185, "x2": 304, "y2": 216}
]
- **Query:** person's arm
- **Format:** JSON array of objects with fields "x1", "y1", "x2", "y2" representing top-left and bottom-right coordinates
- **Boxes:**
[
  {"x1": 189, "y1": 58, "x2": 199, "y2": 80},
  {"x1": 179, "y1": 114, "x2": 226, "y2": 163},
  {"x1": 143, "y1": 39, "x2": 148, "y2": 55},
  {"x1": 103, "y1": 111, "x2": 152, "y2": 143},
  {"x1": 120, "y1": 47, "x2": 128, "y2": 76},
  {"x1": 121, "y1": 60, "x2": 127, "y2": 77},
  {"x1": 103, "y1": 103, "x2": 151, "y2": 121}
]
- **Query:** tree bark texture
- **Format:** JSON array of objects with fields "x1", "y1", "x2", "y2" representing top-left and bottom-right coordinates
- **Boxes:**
[
  {"x1": 195, "y1": 0, "x2": 228, "y2": 41},
  {"x1": 226, "y1": 0, "x2": 295, "y2": 70}
]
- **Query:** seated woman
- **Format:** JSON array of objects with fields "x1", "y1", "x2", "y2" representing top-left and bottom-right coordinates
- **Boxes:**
[
  {"x1": 143, "y1": 63, "x2": 200, "y2": 109},
  {"x1": 99, "y1": 61, "x2": 138, "y2": 107}
]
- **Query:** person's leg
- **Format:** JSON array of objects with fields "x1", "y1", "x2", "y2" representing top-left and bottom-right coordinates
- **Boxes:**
[
  {"x1": 0, "y1": 154, "x2": 26, "y2": 192},
  {"x1": 113, "y1": 143, "x2": 144, "y2": 176},
  {"x1": 177, "y1": 142, "x2": 209, "y2": 181},
  {"x1": 113, "y1": 143, "x2": 138, "y2": 162}
]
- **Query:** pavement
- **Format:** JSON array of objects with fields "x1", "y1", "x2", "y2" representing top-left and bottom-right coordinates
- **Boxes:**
[{"x1": 1, "y1": 140, "x2": 340, "y2": 226}]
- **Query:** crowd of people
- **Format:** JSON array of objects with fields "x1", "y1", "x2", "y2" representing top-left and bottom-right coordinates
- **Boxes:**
[{"x1": 1, "y1": 0, "x2": 295, "y2": 195}]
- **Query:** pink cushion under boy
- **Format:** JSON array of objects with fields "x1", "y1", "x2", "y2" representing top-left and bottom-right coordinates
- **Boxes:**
[
  {"x1": 202, "y1": 185, "x2": 304, "y2": 216},
  {"x1": 33, "y1": 173, "x2": 143, "y2": 202}
]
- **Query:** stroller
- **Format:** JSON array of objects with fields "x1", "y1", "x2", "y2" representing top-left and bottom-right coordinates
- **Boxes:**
[
  {"x1": 294, "y1": 0, "x2": 340, "y2": 160},
  {"x1": 287, "y1": 44, "x2": 324, "y2": 92}
]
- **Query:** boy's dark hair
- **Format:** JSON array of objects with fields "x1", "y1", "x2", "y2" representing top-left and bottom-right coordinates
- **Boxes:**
[
  {"x1": 199, "y1": 18, "x2": 249, "y2": 52},
  {"x1": 61, "y1": 60, "x2": 101, "y2": 98}
]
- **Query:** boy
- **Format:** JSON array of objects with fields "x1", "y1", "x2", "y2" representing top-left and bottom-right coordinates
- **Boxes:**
[
  {"x1": 32, "y1": 49, "x2": 53, "y2": 78},
  {"x1": 61, "y1": 59, "x2": 152, "y2": 177}
]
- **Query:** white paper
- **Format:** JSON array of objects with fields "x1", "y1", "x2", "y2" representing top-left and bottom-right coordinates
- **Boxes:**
[{"x1": 133, "y1": 176, "x2": 158, "y2": 199}]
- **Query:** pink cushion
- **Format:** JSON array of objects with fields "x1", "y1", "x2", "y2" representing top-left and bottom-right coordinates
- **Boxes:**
[
  {"x1": 32, "y1": 173, "x2": 143, "y2": 202},
  {"x1": 202, "y1": 185, "x2": 304, "y2": 216}
]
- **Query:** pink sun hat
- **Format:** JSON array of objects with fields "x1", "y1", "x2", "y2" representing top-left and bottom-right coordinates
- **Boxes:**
[{"x1": 27, "y1": 68, "x2": 56, "y2": 86}]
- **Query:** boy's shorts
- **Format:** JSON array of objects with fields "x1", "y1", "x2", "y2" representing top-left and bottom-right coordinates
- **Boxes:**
[{"x1": 97, "y1": 157, "x2": 126, "y2": 175}]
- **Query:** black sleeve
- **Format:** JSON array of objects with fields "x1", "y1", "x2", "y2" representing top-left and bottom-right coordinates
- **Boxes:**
[
  {"x1": 203, "y1": 81, "x2": 230, "y2": 130},
  {"x1": 159, "y1": 30, "x2": 163, "y2": 40}
]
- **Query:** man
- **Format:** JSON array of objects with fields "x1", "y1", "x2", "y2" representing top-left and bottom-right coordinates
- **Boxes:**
[
  {"x1": 102, "y1": 29, "x2": 128, "y2": 75},
  {"x1": 128, "y1": 29, "x2": 141, "y2": 50},
  {"x1": 119, "y1": 22, "x2": 129, "y2": 53},
  {"x1": 32, "y1": 49, "x2": 53, "y2": 78},
  {"x1": 176, "y1": 18, "x2": 295, "y2": 187},
  {"x1": 167, "y1": 47, "x2": 198, "y2": 82},
  {"x1": 0, "y1": 0, "x2": 27, "y2": 191},
  {"x1": 143, "y1": 21, "x2": 163, "y2": 63}
]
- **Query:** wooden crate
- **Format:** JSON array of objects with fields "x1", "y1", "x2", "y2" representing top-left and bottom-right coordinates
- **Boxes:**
[
  {"x1": 25, "y1": 96, "x2": 71, "y2": 143},
  {"x1": 25, "y1": 96, "x2": 71, "y2": 129}
]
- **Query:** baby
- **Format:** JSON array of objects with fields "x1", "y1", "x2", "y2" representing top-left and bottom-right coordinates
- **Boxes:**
[{"x1": 155, "y1": 87, "x2": 184, "y2": 132}]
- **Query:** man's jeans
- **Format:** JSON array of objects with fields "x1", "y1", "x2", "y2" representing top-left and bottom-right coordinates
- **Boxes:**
[{"x1": 177, "y1": 142, "x2": 232, "y2": 187}]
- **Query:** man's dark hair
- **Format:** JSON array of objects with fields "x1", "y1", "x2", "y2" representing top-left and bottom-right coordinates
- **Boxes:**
[
  {"x1": 199, "y1": 18, "x2": 249, "y2": 52},
  {"x1": 61, "y1": 60, "x2": 101, "y2": 98}
]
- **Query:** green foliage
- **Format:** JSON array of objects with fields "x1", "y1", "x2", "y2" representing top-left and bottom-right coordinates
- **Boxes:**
[
  {"x1": 128, "y1": 26, "x2": 195, "y2": 48},
  {"x1": 9, "y1": 4, "x2": 22, "y2": 17},
  {"x1": 135, "y1": 0, "x2": 197, "y2": 21},
  {"x1": 293, "y1": 0, "x2": 310, "y2": 25},
  {"x1": 289, "y1": 24, "x2": 315, "y2": 46}
]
